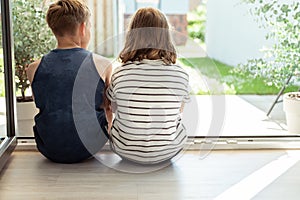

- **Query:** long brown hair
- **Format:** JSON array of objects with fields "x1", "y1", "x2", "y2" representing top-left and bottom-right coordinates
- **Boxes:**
[
  {"x1": 46, "y1": 0, "x2": 90, "y2": 37},
  {"x1": 119, "y1": 7, "x2": 176, "y2": 65}
]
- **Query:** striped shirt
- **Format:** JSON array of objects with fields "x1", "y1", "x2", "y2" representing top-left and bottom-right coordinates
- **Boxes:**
[{"x1": 106, "y1": 59, "x2": 190, "y2": 164}]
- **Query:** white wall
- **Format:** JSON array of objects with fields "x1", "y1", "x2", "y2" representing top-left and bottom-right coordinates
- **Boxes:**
[{"x1": 205, "y1": 0, "x2": 273, "y2": 66}]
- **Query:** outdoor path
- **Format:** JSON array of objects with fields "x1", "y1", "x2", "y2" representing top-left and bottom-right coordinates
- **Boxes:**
[
  {"x1": 0, "y1": 95, "x2": 290, "y2": 138},
  {"x1": 183, "y1": 95, "x2": 289, "y2": 137}
]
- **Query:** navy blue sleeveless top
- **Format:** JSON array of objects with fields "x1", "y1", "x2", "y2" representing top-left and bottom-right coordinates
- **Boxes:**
[{"x1": 32, "y1": 48, "x2": 108, "y2": 163}]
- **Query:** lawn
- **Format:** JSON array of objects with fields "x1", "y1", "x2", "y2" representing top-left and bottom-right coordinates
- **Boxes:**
[
  {"x1": 179, "y1": 57, "x2": 299, "y2": 95},
  {"x1": 0, "y1": 54, "x2": 297, "y2": 96}
]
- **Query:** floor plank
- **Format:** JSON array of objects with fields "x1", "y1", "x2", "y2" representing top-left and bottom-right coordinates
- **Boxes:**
[{"x1": 0, "y1": 150, "x2": 300, "y2": 199}]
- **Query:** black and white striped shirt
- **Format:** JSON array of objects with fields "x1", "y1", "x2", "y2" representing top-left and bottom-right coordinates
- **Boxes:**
[{"x1": 106, "y1": 59, "x2": 190, "y2": 164}]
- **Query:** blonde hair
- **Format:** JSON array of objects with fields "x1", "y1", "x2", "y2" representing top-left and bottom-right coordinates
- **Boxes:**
[
  {"x1": 119, "y1": 7, "x2": 176, "y2": 65},
  {"x1": 46, "y1": 0, "x2": 90, "y2": 36}
]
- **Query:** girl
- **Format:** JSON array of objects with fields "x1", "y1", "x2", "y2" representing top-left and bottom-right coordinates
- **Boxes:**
[{"x1": 106, "y1": 7, "x2": 190, "y2": 164}]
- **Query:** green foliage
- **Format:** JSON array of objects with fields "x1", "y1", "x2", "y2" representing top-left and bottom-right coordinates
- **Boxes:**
[
  {"x1": 12, "y1": 0, "x2": 55, "y2": 101},
  {"x1": 187, "y1": 1, "x2": 207, "y2": 44},
  {"x1": 237, "y1": 0, "x2": 300, "y2": 88},
  {"x1": 179, "y1": 57, "x2": 298, "y2": 94}
]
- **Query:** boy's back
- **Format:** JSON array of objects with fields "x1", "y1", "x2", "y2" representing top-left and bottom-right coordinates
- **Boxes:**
[{"x1": 32, "y1": 48, "x2": 108, "y2": 163}]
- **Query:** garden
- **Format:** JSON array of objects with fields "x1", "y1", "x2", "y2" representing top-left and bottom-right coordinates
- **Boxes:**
[
  {"x1": 0, "y1": 0, "x2": 55, "y2": 101},
  {"x1": 0, "y1": 0, "x2": 299, "y2": 99},
  {"x1": 184, "y1": 0, "x2": 299, "y2": 95}
]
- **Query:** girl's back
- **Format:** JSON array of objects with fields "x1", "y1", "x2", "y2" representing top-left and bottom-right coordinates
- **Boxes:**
[{"x1": 107, "y1": 59, "x2": 189, "y2": 164}]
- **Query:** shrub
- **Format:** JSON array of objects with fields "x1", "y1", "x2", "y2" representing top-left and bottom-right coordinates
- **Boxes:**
[
  {"x1": 237, "y1": 0, "x2": 300, "y2": 88},
  {"x1": 12, "y1": 0, "x2": 55, "y2": 101},
  {"x1": 187, "y1": 0, "x2": 207, "y2": 44}
]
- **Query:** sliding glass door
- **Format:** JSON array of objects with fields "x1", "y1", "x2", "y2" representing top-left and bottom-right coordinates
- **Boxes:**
[
  {"x1": 0, "y1": 0, "x2": 17, "y2": 171},
  {"x1": 0, "y1": 3, "x2": 6, "y2": 143}
]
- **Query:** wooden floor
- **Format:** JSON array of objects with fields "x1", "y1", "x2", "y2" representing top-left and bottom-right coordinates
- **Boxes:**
[{"x1": 1, "y1": 149, "x2": 300, "y2": 199}]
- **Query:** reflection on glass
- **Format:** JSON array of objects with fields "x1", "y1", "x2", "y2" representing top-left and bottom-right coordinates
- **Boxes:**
[{"x1": 0, "y1": 4, "x2": 7, "y2": 143}]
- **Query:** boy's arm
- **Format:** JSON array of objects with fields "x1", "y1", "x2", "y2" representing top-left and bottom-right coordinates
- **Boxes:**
[
  {"x1": 92, "y1": 54, "x2": 113, "y2": 132},
  {"x1": 103, "y1": 66, "x2": 113, "y2": 132},
  {"x1": 26, "y1": 59, "x2": 41, "y2": 99},
  {"x1": 27, "y1": 59, "x2": 41, "y2": 83}
]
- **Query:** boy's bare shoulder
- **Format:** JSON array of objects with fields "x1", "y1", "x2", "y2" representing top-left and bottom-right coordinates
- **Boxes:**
[
  {"x1": 27, "y1": 59, "x2": 41, "y2": 83},
  {"x1": 92, "y1": 53, "x2": 111, "y2": 67},
  {"x1": 28, "y1": 59, "x2": 41, "y2": 68},
  {"x1": 92, "y1": 53, "x2": 113, "y2": 81}
]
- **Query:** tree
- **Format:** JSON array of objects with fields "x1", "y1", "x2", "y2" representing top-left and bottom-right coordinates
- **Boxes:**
[{"x1": 13, "y1": 0, "x2": 55, "y2": 101}]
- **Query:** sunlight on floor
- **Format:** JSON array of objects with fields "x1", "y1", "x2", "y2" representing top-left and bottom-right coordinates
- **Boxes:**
[
  {"x1": 183, "y1": 95, "x2": 288, "y2": 137},
  {"x1": 214, "y1": 150, "x2": 300, "y2": 200}
]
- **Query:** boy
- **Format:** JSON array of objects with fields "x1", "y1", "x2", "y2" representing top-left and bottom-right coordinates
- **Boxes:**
[{"x1": 27, "y1": 0, "x2": 112, "y2": 163}]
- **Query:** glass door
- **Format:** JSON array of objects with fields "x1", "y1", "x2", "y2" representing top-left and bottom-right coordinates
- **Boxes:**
[
  {"x1": 0, "y1": 8, "x2": 5, "y2": 143},
  {"x1": 114, "y1": 0, "x2": 300, "y2": 148},
  {"x1": 0, "y1": 0, "x2": 17, "y2": 171}
]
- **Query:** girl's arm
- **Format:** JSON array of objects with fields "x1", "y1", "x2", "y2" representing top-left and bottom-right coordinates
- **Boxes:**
[{"x1": 180, "y1": 102, "x2": 185, "y2": 113}]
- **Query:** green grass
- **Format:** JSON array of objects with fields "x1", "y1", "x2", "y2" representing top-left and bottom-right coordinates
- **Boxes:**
[
  {"x1": 179, "y1": 57, "x2": 298, "y2": 95},
  {"x1": 0, "y1": 54, "x2": 296, "y2": 96}
]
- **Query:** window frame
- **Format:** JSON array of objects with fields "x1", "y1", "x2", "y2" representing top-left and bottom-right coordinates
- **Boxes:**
[{"x1": 0, "y1": 0, "x2": 17, "y2": 171}]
